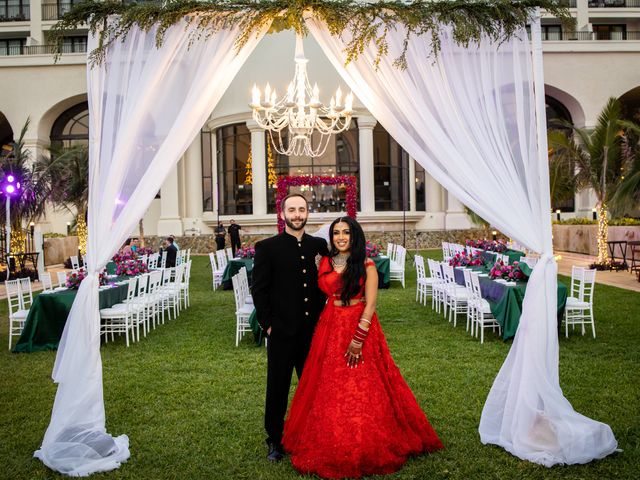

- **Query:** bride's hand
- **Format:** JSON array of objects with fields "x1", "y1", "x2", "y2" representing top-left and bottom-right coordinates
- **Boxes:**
[{"x1": 344, "y1": 340, "x2": 363, "y2": 368}]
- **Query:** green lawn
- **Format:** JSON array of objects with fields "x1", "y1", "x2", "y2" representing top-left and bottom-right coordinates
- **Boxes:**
[{"x1": 0, "y1": 251, "x2": 638, "y2": 479}]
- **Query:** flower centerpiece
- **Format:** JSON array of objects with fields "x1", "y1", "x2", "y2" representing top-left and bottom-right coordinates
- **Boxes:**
[
  {"x1": 65, "y1": 268, "x2": 110, "y2": 288},
  {"x1": 136, "y1": 246, "x2": 155, "y2": 257},
  {"x1": 489, "y1": 261, "x2": 528, "y2": 281},
  {"x1": 465, "y1": 239, "x2": 508, "y2": 253},
  {"x1": 365, "y1": 241, "x2": 382, "y2": 258},
  {"x1": 116, "y1": 259, "x2": 148, "y2": 276},
  {"x1": 449, "y1": 251, "x2": 485, "y2": 267},
  {"x1": 235, "y1": 246, "x2": 256, "y2": 259}
]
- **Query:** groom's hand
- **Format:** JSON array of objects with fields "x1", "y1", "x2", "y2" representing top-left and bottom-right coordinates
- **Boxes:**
[{"x1": 267, "y1": 327, "x2": 272, "y2": 336}]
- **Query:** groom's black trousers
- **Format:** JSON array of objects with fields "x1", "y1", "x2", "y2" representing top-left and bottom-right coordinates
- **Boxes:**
[{"x1": 265, "y1": 328, "x2": 313, "y2": 446}]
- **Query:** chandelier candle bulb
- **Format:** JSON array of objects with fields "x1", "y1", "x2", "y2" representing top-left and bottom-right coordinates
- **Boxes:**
[
  {"x1": 335, "y1": 87, "x2": 343, "y2": 109},
  {"x1": 252, "y1": 84, "x2": 260, "y2": 107}
]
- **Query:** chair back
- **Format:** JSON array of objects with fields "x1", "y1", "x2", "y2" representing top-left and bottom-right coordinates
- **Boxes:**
[
  {"x1": 5, "y1": 280, "x2": 21, "y2": 314},
  {"x1": 580, "y1": 269, "x2": 596, "y2": 305},
  {"x1": 414, "y1": 255, "x2": 426, "y2": 280},
  {"x1": 427, "y1": 259, "x2": 442, "y2": 283},
  {"x1": 136, "y1": 273, "x2": 150, "y2": 297},
  {"x1": 386, "y1": 243, "x2": 394, "y2": 258},
  {"x1": 441, "y1": 263, "x2": 455, "y2": 286},
  {"x1": 125, "y1": 277, "x2": 137, "y2": 303},
  {"x1": 231, "y1": 273, "x2": 246, "y2": 310},
  {"x1": 18, "y1": 278, "x2": 33, "y2": 310},
  {"x1": 470, "y1": 272, "x2": 483, "y2": 299},
  {"x1": 70, "y1": 255, "x2": 80, "y2": 270},
  {"x1": 148, "y1": 253, "x2": 159, "y2": 269},
  {"x1": 570, "y1": 266, "x2": 585, "y2": 299},
  {"x1": 185, "y1": 248, "x2": 192, "y2": 263},
  {"x1": 148, "y1": 270, "x2": 162, "y2": 294},
  {"x1": 463, "y1": 269, "x2": 474, "y2": 303},
  {"x1": 216, "y1": 250, "x2": 228, "y2": 270},
  {"x1": 57, "y1": 271, "x2": 68, "y2": 287},
  {"x1": 395, "y1": 245, "x2": 407, "y2": 266},
  {"x1": 140, "y1": 254, "x2": 148, "y2": 266},
  {"x1": 209, "y1": 252, "x2": 217, "y2": 270},
  {"x1": 226, "y1": 247, "x2": 233, "y2": 260},
  {"x1": 442, "y1": 242, "x2": 451, "y2": 261},
  {"x1": 40, "y1": 272, "x2": 53, "y2": 291},
  {"x1": 161, "y1": 251, "x2": 168, "y2": 269}
]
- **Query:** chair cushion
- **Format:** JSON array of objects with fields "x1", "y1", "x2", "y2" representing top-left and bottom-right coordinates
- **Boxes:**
[
  {"x1": 237, "y1": 305, "x2": 254, "y2": 315},
  {"x1": 11, "y1": 309, "x2": 29, "y2": 319},
  {"x1": 566, "y1": 297, "x2": 589, "y2": 309}
]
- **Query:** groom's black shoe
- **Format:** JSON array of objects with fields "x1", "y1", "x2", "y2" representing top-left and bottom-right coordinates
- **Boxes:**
[{"x1": 266, "y1": 440, "x2": 284, "y2": 462}]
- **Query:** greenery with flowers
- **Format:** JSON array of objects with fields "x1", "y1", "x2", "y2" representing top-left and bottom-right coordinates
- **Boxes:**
[
  {"x1": 235, "y1": 246, "x2": 256, "y2": 259},
  {"x1": 448, "y1": 252, "x2": 485, "y2": 268},
  {"x1": 489, "y1": 260, "x2": 528, "y2": 281},
  {"x1": 365, "y1": 241, "x2": 382, "y2": 258},
  {"x1": 466, "y1": 239, "x2": 508, "y2": 253},
  {"x1": 135, "y1": 247, "x2": 156, "y2": 257}
]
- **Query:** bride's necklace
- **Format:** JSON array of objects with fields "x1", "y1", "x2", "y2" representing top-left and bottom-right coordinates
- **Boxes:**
[{"x1": 331, "y1": 253, "x2": 350, "y2": 269}]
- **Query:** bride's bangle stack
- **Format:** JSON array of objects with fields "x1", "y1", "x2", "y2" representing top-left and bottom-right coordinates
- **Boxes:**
[{"x1": 351, "y1": 318, "x2": 371, "y2": 347}]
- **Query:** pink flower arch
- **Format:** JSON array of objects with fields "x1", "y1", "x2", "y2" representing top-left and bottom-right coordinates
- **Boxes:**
[{"x1": 276, "y1": 175, "x2": 358, "y2": 233}]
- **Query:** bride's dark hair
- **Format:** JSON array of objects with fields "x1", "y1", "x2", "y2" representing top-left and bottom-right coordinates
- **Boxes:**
[{"x1": 329, "y1": 216, "x2": 367, "y2": 306}]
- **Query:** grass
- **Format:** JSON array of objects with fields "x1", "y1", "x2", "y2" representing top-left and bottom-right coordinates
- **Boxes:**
[{"x1": 0, "y1": 251, "x2": 638, "y2": 479}]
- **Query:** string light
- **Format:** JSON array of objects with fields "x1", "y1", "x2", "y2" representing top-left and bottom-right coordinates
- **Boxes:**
[{"x1": 596, "y1": 203, "x2": 608, "y2": 265}]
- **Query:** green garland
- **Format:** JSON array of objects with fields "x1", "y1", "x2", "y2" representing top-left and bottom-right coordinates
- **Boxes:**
[{"x1": 50, "y1": 0, "x2": 572, "y2": 66}]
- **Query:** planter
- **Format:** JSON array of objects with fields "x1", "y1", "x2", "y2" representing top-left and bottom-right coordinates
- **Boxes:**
[
  {"x1": 552, "y1": 225, "x2": 640, "y2": 256},
  {"x1": 43, "y1": 236, "x2": 79, "y2": 266}
]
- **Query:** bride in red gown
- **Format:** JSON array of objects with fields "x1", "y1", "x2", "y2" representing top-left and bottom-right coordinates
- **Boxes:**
[{"x1": 283, "y1": 217, "x2": 443, "y2": 478}]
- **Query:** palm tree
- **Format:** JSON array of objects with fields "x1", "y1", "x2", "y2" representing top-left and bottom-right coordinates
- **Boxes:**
[
  {"x1": 546, "y1": 137, "x2": 578, "y2": 210},
  {"x1": 0, "y1": 119, "x2": 53, "y2": 253},
  {"x1": 547, "y1": 97, "x2": 635, "y2": 264},
  {"x1": 42, "y1": 144, "x2": 89, "y2": 254},
  {"x1": 610, "y1": 121, "x2": 640, "y2": 217}
]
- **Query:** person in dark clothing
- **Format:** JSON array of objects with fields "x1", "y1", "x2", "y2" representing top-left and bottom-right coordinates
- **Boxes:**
[
  {"x1": 164, "y1": 237, "x2": 178, "y2": 268},
  {"x1": 251, "y1": 193, "x2": 329, "y2": 463},
  {"x1": 214, "y1": 222, "x2": 226, "y2": 251},
  {"x1": 228, "y1": 219, "x2": 242, "y2": 257}
]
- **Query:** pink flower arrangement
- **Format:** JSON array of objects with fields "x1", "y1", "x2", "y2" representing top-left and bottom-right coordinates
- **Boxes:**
[
  {"x1": 275, "y1": 175, "x2": 358, "y2": 233},
  {"x1": 489, "y1": 261, "x2": 528, "y2": 281},
  {"x1": 365, "y1": 241, "x2": 382, "y2": 258},
  {"x1": 66, "y1": 268, "x2": 109, "y2": 288},
  {"x1": 136, "y1": 247, "x2": 155, "y2": 257},
  {"x1": 449, "y1": 252, "x2": 485, "y2": 267},
  {"x1": 235, "y1": 246, "x2": 256, "y2": 259},
  {"x1": 116, "y1": 259, "x2": 148, "y2": 277}
]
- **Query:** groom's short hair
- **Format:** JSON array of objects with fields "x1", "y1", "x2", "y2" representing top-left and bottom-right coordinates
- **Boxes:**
[{"x1": 280, "y1": 193, "x2": 308, "y2": 212}]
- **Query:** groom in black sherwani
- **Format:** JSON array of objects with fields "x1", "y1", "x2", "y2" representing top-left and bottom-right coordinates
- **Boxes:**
[{"x1": 251, "y1": 193, "x2": 328, "y2": 462}]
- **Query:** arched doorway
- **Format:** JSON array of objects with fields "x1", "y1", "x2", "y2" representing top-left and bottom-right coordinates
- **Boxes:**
[
  {"x1": 618, "y1": 86, "x2": 640, "y2": 123},
  {"x1": 50, "y1": 101, "x2": 89, "y2": 148},
  {"x1": 0, "y1": 112, "x2": 13, "y2": 153}
]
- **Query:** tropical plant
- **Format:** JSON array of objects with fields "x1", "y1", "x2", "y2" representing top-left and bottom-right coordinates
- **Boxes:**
[
  {"x1": 0, "y1": 119, "x2": 54, "y2": 253},
  {"x1": 41, "y1": 144, "x2": 89, "y2": 254},
  {"x1": 546, "y1": 137, "x2": 578, "y2": 210},
  {"x1": 547, "y1": 97, "x2": 638, "y2": 264},
  {"x1": 610, "y1": 120, "x2": 640, "y2": 217}
]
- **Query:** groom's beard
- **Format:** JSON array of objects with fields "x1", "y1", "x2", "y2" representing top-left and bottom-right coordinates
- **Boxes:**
[{"x1": 285, "y1": 215, "x2": 307, "y2": 231}]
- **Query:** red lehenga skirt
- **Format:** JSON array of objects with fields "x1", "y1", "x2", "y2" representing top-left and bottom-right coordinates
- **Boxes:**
[{"x1": 282, "y1": 301, "x2": 443, "y2": 478}]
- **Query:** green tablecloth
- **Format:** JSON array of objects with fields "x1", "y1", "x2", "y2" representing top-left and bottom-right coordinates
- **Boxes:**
[
  {"x1": 222, "y1": 258, "x2": 254, "y2": 284},
  {"x1": 481, "y1": 249, "x2": 526, "y2": 265},
  {"x1": 488, "y1": 279, "x2": 567, "y2": 340},
  {"x1": 13, "y1": 277, "x2": 131, "y2": 353}
]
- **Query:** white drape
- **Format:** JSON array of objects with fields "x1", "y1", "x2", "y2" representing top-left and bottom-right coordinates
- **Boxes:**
[
  {"x1": 34, "y1": 20, "x2": 269, "y2": 476},
  {"x1": 306, "y1": 16, "x2": 617, "y2": 466}
]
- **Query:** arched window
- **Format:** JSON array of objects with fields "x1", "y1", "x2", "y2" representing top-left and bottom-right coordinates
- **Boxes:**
[
  {"x1": 546, "y1": 95, "x2": 572, "y2": 133},
  {"x1": 50, "y1": 101, "x2": 89, "y2": 148},
  {"x1": 373, "y1": 123, "x2": 410, "y2": 211},
  {"x1": 266, "y1": 120, "x2": 360, "y2": 213},
  {"x1": 0, "y1": 112, "x2": 13, "y2": 149}
]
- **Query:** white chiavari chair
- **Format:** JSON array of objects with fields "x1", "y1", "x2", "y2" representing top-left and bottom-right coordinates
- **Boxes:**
[
  {"x1": 70, "y1": 255, "x2": 80, "y2": 270},
  {"x1": 470, "y1": 272, "x2": 501, "y2": 343},
  {"x1": 57, "y1": 271, "x2": 68, "y2": 288},
  {"x1": 209, "y1": 253, "x2": 224, "y2": 290},
  {"x1": 40, "y1": 272, "x2": 53, "y2": 291},
  {"x1": 389, "y1": 245, "x2": 406, "y2": 288},
  {"x1": 428, "y1": 259, "x2": 446, "y2": 314},
  {"x1": 232, "y1": 273, "x2": 254, "y2": 347},
  {"x1": 441, "y1": 264, "x2": 469, "y2": 327},
  {"x1": 565, "y1": 268, "x2": 597, "y2": 338},
  {"x1": 100, "y1": 277, "x2": 139, "y2": 347},
  {"x1": 6, "y1": 279, "x2": 29, "y2": 349}
]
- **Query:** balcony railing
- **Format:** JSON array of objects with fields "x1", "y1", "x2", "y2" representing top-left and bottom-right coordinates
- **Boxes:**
[
  {"x1": 0, "y1": 44, "x2": 87, "y2": 56},
  {"x1": 589, "y1": 0, "x2": 640, "y2": 7},
  {"x1": 558, "y1": 0, "x2": 578, "y2": 7},
  {"x1": 539, "y1": 30, "x2": 640, "y2": 40},
  {"x1": 0, "y1": 5, "x2": 30, "y2": 22}
]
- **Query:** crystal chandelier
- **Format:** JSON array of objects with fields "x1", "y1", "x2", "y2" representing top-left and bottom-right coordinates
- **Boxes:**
[{"x1": 250, "y1": 35, "x2": 354, "y2": 158}]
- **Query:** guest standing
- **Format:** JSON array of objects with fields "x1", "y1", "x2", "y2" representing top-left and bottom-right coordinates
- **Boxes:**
[
  {"x1": 164, "y1": 237, "x2": 178, "y2": 268},
  {"x1": 228, "y1": 219, "x2": 242, "y2": 257},
  {"x1": 251, "y1": 194, "x2": 328, "y2": 462},
  {"x1": 214, "y1": 222, "x2": 226, "y2": 251}
]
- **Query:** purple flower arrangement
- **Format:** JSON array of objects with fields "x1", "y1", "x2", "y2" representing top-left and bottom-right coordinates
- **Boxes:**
[
  {"x1": 365, "y1": 241, "x2": 382, "y2": 258},
  {"x1": 449, "y1": 252, "x2": 485, "y2": 267},
  {"x1": 489, "y1": 261, "x2": 528, "y2": 281},
  {"x1": 116, "y1": 259, "x2": 148, "y2": 277},
  {"x1": 466, "y1": 239, "x2": 508, "y2": 253},
  {"x1": 136, "y1": 247, "x2": 155, "y2": 257},
  {"x1": 235, "y1": 246, "x2": 256, "y2": 259}
]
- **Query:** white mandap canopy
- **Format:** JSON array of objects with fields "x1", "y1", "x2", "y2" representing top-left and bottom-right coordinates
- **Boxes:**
[{"x1": 34, "y1": 10, "x2": 617, "y2": 476}]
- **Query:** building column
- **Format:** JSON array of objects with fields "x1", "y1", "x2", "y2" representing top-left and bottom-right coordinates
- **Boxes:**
[
  {"x1": 415, "y1": 171, "x2": 445, "y2": 229},
  {"x1": 246, "y1": 120, "x2": 267, "y2": 215},
  {"x1": 409, "y1": 157, "x2": 416, "y2": 212},
  {"x1": 182, "y1": 133, "x2": 204, "y2": 234},
  {"x1": 445, "y1": 189, "x2": 470, "y2": 229},
  {"x1": 358, "y1": 116, "x2": 377, "y2": 214},
  {"x1": 576, "y1": 0, "x2": 591, "y2": 31},
  {"x1": 157, "y1": 163, "x2": 183, "y2": 236},
  {"x1": 211, "y1": 132, "x2": 218, "y2": 216},
  {"x1": 28, "y1": 1, "x2": 43, "y2": 45}
]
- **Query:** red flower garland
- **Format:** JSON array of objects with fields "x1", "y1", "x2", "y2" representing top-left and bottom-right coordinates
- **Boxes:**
[{"x1": 276, "y1": 175, "x2": 358, "y2": 233}]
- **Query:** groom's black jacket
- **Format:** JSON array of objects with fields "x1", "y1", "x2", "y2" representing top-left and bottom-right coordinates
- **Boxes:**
[{"x1": 252, "y1": 231, "x2": 328, "y2": 337}]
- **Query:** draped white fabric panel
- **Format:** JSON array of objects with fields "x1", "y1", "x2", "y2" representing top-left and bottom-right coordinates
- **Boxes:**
[
  {"x1": 34, "y1": 20, "x2": 270, "y2": 476},
  {"x1": 306, "y1": 17, "x2": 617, "y2": 466}
]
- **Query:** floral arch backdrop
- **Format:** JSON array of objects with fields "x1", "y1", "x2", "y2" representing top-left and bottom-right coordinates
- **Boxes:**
[
  {"x1": 276, "y1": 175, "x2": 358, "y2": 232},
  {"x1": 36, "y1": 1, "x2": 617, "y2": 476}
]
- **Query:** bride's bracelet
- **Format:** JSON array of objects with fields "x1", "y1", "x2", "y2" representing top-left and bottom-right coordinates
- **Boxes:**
[
  {"x1": 352, "y1": 325, "x2": 369, "y2": 345},
  {"x1": 360, "y1": 317, "x2": 371, "y2": 326}
]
